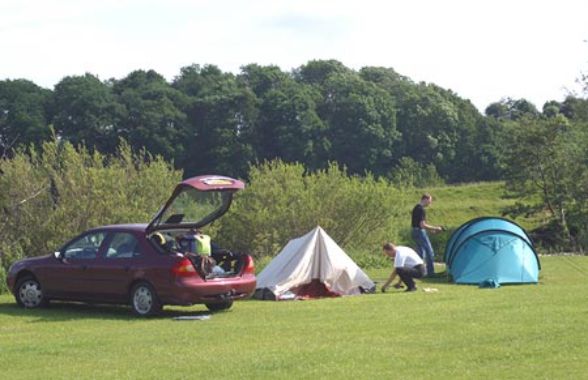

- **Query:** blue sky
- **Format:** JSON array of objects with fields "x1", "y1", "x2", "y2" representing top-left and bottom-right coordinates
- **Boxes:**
[{"x1": 1, "y1": 0, "x2": 587, "y2": 111}]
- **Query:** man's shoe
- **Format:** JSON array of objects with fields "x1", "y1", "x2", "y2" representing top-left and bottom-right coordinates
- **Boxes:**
[{"x1": 405, "y1": 287, "x2": 417, "y2": 292}]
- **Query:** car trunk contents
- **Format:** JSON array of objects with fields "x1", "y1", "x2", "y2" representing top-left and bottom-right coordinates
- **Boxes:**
[{"x1": 151, "y1": 230, "x2": 249, "y2": 279}]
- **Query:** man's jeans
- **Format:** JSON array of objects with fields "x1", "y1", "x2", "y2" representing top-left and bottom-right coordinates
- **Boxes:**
[
  {"x1": 412, "y1": 228, "x2": 435, "y2": 276},
  {"x1": 397, "y1": 264, "x2": 426, "y2": 290}
]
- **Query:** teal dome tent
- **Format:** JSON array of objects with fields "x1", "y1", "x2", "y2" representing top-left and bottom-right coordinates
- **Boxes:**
[{"x1": 444, "y1": 217, "x2": 540, "y2": 285}]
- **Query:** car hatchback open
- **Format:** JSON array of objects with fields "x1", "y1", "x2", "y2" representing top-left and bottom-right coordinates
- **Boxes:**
[{"x1": 6, "y1": 175, "x2": 256, "y2": 316}]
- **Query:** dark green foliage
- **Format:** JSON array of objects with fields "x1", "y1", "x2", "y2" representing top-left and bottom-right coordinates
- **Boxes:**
[
  {"x1": 216, "y1": 160, "x2": 406, "y2": 257},
  {"x1": 486, "y1": 98, "x2": 540, "y2": 121},
  {"x1": 389, "y1": 157, "x2": 444, "y2": 187},
  {"x1": 52, "y1": 74, "x2": 122, "y2": 153},
  {"x1": 113, "y1": 70, "x2": 189, "y2": 162},
  {"x1": 173, "y1": 64, "x2": 257, "y2": 177},
  {"x1": 0, "y1": 60, "x2": 580, "y2": 186},
  {"x1": 559, "y1": 96, "x2": 588, "y2": 122},
  {"x1": 500, "y1": 114, "x2": 588, "y2": 251},
  {"x1": 0, "y1": 79, "x2": 52, "y2": 157},
  {"x1": 0, "y1": 139, "x2": 182, "y2": 274},
  {"x1": 0, "y1": 262, "x2": 7, "y2": 294}
]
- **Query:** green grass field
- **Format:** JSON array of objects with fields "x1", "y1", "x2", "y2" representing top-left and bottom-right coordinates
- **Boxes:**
[{"x1": 1, "y1": 256, "x2": 587, "y2": 379}]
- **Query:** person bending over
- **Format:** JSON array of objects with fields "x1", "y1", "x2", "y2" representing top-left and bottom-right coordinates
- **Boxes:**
[{"x1": 381, "y1": 242, "x2": 425, "y2": 292}]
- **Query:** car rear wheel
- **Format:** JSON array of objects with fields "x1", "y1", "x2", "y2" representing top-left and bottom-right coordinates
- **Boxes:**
[
  {"x1": 15, "y1": 276, "x2": 49, "y2": 308},
  {"x1": 130, "y1": 282, "x2": 162, "y2": 316},
  {"x1": 205, "y1": 299, "x2": 233, "y2": 312}
]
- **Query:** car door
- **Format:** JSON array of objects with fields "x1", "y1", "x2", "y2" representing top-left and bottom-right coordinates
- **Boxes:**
[
  {"x1": 92, "y1": 231, "x2": 146, "y2": 302},
  {"x1": 48, "y1": 231, "x2": 108, "y2": 300}
]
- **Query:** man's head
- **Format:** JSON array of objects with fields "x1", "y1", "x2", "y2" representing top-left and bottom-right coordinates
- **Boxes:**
[
  {"x1": 383, "y1": 242, "x2": 396, "y2": 258},
  {"x1": 420, "y1": 193, "x2": 433, "y2": 207}
]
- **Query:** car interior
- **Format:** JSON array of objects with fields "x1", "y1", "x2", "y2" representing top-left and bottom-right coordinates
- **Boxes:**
[{"x1": 148, "y1": 230, "x2": 245, "y2": 278}]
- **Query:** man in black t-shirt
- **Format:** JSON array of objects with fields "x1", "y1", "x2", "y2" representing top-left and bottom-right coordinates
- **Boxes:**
[{"x1": 411, "y1": 194, "x2": 443, "y2": 276}]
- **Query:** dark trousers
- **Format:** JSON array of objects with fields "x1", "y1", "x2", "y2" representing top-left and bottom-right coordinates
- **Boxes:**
[{"x1": 396, "y1": 264, "x2": 425, "y2": 290}]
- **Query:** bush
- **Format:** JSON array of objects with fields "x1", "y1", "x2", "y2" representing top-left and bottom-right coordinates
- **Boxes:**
[
  {"x1": 217, "y1": 160, "x2": 407, "y2": 258},
  {"x1": 389, "y1": 157, "x2": 445, "y2": 188},
  {"x1": 0, "y1": 260, "x2": 7, "y2": 294},
  {"x1": 347, "y1": 249, "x2": 390, "y2": 269},
  {"x1": 0, "y1": 139, "x2": 182, "y2": 265}
]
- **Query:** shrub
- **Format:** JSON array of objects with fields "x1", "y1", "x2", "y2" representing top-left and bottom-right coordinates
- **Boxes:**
[
  {"x1": 347, "y1": 248, "x2": 390, "y2": 269},
  {"x1": 0, "y1": 138, "x2": 182, "y2": 268},
  {"x1": 389, "y1": 157, "x2": 444, "y2": 188},
  {"x1": 0, "y1": 260, "x2": 7, "y2": 294},
  {"x1": 217, "y1": 160, "x2": 407, "y2": 257}
]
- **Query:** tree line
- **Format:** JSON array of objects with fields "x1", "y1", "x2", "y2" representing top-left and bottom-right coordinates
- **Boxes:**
[
  {"x1": 2, "y1": 59, "x2": 588, "y2": 251},
  {"x1": 5, "y1": 59, "x2": 587, "y2": 183}
]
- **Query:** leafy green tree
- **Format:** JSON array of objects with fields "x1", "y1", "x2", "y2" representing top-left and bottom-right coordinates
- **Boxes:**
[
  {"x1": 502, "y1": 115, "x2": 588, "y2": 250},
  {"x1": 238, "y1": 64, "x2": 291, "y2": 97},
  {"x1": 294, "y1": 59, "x2": 351, "y2": 87},
  {"x1": 311, "y1": 71, "x2": 400, "y2": 175},
  {"x1": 0, "y1": 79, "x2": 52, "y2": 156},
  {"x1": 560, "y1": 96, "x2": 588, "y2": 122},
  {"x1": 542, "y1": 100, "x2": 561, "y2": 118},
  {"x1": 486, "y1": 98, "x2": 539, "y2": 120},
  {"x1": 237, "y1": 65, "x2": 329, "y2": 169},
  {"x1": 173, "y1": 65, "x2": 257, "y2": 177},
  {"x1": 113, "y1": 70, "x2": 189, "y2": 161},
  {"x1": 52, "y1": 74, "x2": 122, "y2": 153},
  {"x1": 395, "y1": 86, "x2": 460, "y2": 173}
]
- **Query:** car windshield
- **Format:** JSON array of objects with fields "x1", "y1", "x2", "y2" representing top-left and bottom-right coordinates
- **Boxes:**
[{"x1": 156, "y1": 187, "x2": 232, "y2": 228}]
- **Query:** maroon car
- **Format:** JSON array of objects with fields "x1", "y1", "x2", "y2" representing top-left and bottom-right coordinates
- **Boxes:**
[{"x1": 6, "y1": 175, "x2": 256, "y2": 316}]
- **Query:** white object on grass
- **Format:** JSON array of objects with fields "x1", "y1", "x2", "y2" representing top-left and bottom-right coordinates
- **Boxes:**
[{"x1": 173, "y1": 315, "x2": 211, "y2": 321}]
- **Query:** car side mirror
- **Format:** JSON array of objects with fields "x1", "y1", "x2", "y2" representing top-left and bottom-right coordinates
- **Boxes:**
[{"x1": 54, "y1": 251, "x2": 63, "y2": 260}]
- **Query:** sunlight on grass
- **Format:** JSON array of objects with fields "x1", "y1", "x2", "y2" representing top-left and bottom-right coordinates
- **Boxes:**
[{"x1": 1, "y1": 256, "x2": 587, "y2": 379}]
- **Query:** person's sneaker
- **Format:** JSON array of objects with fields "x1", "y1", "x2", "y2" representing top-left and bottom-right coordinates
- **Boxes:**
[{"x1": 405, "y1": 287, "x2": 417, "y2": 292}]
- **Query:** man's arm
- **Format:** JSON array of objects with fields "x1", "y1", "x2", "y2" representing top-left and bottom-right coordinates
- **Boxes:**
[
  {"x1": 419, "y1": 219, "x2": 443, "y2": 232},
  {"x1": 382, "y1": 268, "x2": 401, "y2": 292}
]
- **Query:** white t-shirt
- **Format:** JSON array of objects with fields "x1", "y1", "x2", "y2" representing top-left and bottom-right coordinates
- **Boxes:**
[{"x1": 394, "y1": 246, "x2": 424, "y2": 268}]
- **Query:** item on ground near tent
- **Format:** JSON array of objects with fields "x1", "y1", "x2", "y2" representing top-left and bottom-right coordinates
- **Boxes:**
[
  {"x1": 444, "y1": 217, "x2": 541, "y2": 285},
  {"x1": 478, "y1": 279, "x2": 500, "y2": 288},
  {"x1": 277, "y1": 291, "x2": 297, "y2": 301},
  {"x1": 423, "y1": 287, "x2": 439, "y2": 293},
  {"x1": 254, "y1": 226, "x2": 375, "y2": 300},
  {"x1": 173, "y1": 315, "x2": 211, "y2": 321}
]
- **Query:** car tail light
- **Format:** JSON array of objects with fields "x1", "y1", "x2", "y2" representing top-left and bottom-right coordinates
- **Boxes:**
[
  {"x1": 171, "y1": 258, "x2": 197, "y2": 277},
  {"x1": 243, "y1": 255, "x2": 255, "y2": 275}
]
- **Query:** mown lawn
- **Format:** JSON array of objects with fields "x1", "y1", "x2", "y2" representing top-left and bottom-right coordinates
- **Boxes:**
[{"x1": 1, "y1": 256, "x2": 587, "y2": 379}]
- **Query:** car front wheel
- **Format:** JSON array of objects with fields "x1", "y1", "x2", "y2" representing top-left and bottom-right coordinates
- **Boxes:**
[
  {"x1": 205, "y1": 299, "x2": 233, "y2": 312},
  {"x1": 130, "y1": 282, "x2": 162, "y2": 316},
  {"x1": 15, "y1": 276, "x2": 49, "y2": 308}
]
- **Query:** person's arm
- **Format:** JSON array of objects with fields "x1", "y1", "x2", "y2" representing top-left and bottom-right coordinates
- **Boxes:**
[
  {"x1": 381, "y1": 268, "x2": 398, "y2": 292},
  {"x1": 419, "y1": 219, "x2": 443, "y2": 232}
]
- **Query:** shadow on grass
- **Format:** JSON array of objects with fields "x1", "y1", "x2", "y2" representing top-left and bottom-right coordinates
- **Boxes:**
[{"x1": 0, "y1": 301, "x2": 213, "y2": 322}]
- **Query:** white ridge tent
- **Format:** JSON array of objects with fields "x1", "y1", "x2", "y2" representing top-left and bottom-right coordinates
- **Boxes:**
[{"x1": 254, "y1": 226, "x2": 375, "y2": 300}]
